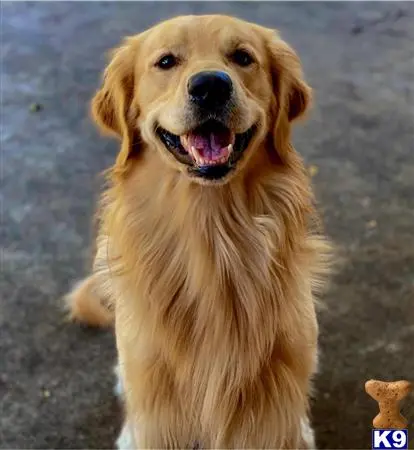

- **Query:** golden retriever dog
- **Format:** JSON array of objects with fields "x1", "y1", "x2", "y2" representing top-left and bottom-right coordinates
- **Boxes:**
[{"x1": 66, "y1": 15, "x2": 330, "y2": 449}]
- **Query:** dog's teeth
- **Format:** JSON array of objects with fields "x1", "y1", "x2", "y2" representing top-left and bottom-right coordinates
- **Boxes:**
[
  {"x1": 191, "y1": 146, "x2": 201, "y2": 165},
  {"x1": 228, "y1": 144, "x2": 233, "y2": 153}
]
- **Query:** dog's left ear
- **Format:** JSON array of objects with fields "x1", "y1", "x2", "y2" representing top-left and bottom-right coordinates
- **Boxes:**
[
  {"x1": 91, "y1": 36, "x2": 141, "y2": 174},
  {"x1": 265, "y1": 30, "x2": 312, "y2": 123}
]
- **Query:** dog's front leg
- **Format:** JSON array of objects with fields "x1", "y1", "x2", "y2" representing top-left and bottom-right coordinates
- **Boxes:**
[{"x1": 114, "y1": 355, "x2": 196, "y2": 449}]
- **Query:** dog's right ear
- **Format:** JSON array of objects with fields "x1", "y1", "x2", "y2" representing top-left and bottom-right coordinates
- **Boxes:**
[{"x1": 91, "y1": 37, "x2": 140, "y2": 171}]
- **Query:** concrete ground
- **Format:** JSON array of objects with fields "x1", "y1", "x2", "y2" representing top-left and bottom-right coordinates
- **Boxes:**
[{"x1": 1, "y1": 2, "x2": 414, "y2": 449}]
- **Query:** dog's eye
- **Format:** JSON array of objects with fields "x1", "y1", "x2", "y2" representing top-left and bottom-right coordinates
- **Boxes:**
[
  {"x1": 156, "y1": 54, "x2": 178, "y2": 70},
  {"x1": 230, "y1": 49, "x2": 254, "y2": 67}
]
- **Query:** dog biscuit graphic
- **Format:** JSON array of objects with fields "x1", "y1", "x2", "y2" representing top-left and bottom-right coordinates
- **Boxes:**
[{"x1": 365, "y1": 379, "x2": 412, "y2": 429}]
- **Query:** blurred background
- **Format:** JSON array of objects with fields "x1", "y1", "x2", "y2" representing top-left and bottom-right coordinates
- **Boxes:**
[{"x1": 1, "y1": 2, "x2": 414, "y2": 449}]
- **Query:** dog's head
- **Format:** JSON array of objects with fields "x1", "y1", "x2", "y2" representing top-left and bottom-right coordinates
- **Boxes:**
[{"x1": 92, "y1": 15, "x2": 311, "y2": 184}]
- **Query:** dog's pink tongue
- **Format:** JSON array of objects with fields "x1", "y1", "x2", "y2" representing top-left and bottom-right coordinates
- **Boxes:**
[
  {"x1": 190, "y1": 134, "x2": 211, "y2": 155},
  {"x1": 188, "y1": 131, "x2": 230, "y2": 161}
]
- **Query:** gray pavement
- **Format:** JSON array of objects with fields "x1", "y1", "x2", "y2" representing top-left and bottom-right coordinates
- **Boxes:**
[{"x1": 1, "y1": 2, "x2": 414, "y2": 449}]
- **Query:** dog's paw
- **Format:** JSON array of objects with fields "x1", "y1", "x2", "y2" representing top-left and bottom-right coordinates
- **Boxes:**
[
  {"x1": 114, "y1": 364, "x2": 125, "y2": 398},
  {"x1": 300, "y1": 417, "x2": 316, "y2": 449},
  {"x1": 116, "y1": 421, "x2": 135, "y2": 450}
]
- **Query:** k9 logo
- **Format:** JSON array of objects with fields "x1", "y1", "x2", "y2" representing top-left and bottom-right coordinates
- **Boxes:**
[{"x1": 372, "y1": 429, "x2": 408, "y2": 449}]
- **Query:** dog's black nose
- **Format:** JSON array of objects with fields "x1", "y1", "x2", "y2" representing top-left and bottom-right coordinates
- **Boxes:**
[{"x1": 188, "y1": 71, "x2": 233, "y2": 109}]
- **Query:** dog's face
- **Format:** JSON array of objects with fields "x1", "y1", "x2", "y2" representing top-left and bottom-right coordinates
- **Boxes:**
[{"x1": 92, "y1": 15, "x2": 311, "y2": 184}]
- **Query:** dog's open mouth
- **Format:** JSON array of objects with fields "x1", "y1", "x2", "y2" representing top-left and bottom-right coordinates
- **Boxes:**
[
  {"x1": 181, "y1": 124, "x2": 234, "y2": 167},
  {"x1": 156, "y1": 120, "x2": 256, "y2": 180}
]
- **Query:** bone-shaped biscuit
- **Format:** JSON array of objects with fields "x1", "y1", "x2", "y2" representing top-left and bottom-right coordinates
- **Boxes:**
[{"x1": 365, "y1": 379, "x2": 412, "y2": 429}]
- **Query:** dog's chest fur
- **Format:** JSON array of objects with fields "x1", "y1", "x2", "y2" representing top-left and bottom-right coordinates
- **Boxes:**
[{"x1": 105, "y1": 163, "x2": 323, "y2": 447}]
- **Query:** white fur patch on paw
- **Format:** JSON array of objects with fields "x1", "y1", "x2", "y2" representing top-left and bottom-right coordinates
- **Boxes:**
[
  {"x1": 116, "y1": 421, "x2": 135, "y2": 450},
  {"x1": 301, "y1": 417, "x2": 316, "y2": 449},
  {"x1": 114, "y1": 363, "x2": 124, "y2": 398}
]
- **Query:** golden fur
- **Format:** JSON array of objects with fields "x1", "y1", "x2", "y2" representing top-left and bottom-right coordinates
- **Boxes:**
[{"x1": 66, "y1": 15, "x2": 331, "y2": 449}]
